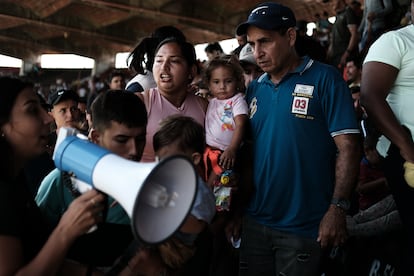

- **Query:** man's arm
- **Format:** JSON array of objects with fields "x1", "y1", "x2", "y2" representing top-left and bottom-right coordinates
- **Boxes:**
[
  {"x1": 317, "y1": 133, "x2": 361, "y2": 248},
  {"x1": 332, "y1": 133, "x2": 361, "y2": 200},
  {"x1": 340, "y1": 24, "x2": 359, "y2": 66},
  {"x1": 347, "y1": 24, "x2": 360, "y2": 52},
  {"x1": 361, "y1": 61, "x2": 414, "y2": 162}
]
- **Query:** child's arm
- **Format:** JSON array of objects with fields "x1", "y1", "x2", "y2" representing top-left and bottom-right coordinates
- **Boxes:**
[{"x1": 219, "y1": 114, "x2": 248, "y2": 170}]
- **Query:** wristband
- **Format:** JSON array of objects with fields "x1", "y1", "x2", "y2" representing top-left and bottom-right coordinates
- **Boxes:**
[{"x1": 331, "y1": 198, "x2": 350, "y2": 211}]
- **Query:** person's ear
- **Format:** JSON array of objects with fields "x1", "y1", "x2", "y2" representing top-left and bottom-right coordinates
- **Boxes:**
[
  {"x1": 287, "y1": 27, "x2": 297, "y2": 47},
  {"x1": 191, "y1": 152, "x2": 202, "y2": 166},
  {"x1": 89, "y1": 128, "x2": 100, "y2": 144}
]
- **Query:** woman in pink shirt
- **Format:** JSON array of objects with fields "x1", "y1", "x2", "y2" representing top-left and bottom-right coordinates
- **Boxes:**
[{"x1": 136, "y1": 37, "x2": 208, "y2": 162}]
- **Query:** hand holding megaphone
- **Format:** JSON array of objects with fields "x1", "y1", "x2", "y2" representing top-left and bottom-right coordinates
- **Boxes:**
[
  {"x1": 53, "y1": 127, "x2": 197, "y2": 244},
  {"x1": 59, "y1": 189, "x2": 105, "y2": 237},
  {"x1": 69, "y1": 177, "x2": 101, "y2": 233}
]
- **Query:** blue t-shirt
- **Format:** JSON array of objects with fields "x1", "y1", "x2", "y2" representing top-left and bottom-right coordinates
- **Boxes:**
[
  {"x1": 245, "y1": 56, "x2": 359, "y2": 238},
  {"x1": 36, "y1": 168, "x2": 130, "y2": 227}
]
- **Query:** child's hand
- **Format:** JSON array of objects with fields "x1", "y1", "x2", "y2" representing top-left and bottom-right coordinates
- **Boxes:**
[{"x1": 220, "y1": 148, "x2": 236, "y2": 170}]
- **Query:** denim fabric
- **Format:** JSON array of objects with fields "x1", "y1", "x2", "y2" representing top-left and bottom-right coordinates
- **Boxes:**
[{"x1": 239, "y1": 215, "x2": 322, "y2": 276}]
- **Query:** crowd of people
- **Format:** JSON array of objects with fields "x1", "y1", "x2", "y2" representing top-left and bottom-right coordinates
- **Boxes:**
[{"x1": 0, "y1": 0, "x2": 414, "y2": 275}]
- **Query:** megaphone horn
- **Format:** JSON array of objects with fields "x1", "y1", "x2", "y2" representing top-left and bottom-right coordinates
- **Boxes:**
[{"x1": 53, "y1": 133, "x2": 197, "y2": 244}]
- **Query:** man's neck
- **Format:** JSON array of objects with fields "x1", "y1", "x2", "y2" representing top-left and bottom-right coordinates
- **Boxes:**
[{"x1": 269, "y1": 55, "x2": 302, "y2": 85}]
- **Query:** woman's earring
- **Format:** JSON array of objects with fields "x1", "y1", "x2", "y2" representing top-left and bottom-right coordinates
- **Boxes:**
[{"x1": 1, "y1": 133, "x2": 4, "y2": 138}]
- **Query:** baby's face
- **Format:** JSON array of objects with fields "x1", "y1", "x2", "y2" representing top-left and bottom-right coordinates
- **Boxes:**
[{"x1": 209, "y1": 66, "x2": 238, "y2": 100}]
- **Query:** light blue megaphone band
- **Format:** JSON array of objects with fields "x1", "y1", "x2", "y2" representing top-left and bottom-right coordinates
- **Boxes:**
[{"x1": 53, "y1": 135, "x2": 110, "y2": 186}]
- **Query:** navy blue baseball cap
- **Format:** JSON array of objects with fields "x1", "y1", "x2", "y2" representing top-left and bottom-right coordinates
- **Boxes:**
[
  {"x1": 48, "y1": 89, "x2": 79, "y2": 106},
  {"x1": 236, "y1": 2, "x2": 296, "y2": 36}
]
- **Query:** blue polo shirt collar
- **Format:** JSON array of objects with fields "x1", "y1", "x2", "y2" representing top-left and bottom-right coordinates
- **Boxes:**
[{"x1": 258, "y1": 56, "x2": 314, "y2": 84}]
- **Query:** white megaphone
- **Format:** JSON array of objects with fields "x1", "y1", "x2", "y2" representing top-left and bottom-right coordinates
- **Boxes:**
[{"x1": 53, "y1": 128, "x2": 197, "y2": 245}]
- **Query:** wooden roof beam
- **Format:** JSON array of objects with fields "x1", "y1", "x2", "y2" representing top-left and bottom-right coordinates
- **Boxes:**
[{"x1": 0, "y1": 13, "x2": 134, "y2": 45}]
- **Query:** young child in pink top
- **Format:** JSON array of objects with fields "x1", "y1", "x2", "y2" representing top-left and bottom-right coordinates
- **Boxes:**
[{"x1": 203, "y1": 55, "x2": 249, "y2": 212}]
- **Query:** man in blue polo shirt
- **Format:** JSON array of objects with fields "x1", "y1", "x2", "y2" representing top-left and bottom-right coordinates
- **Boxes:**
[{"x1": 229, "y1": 2, "x2": 361, "y2": 275}]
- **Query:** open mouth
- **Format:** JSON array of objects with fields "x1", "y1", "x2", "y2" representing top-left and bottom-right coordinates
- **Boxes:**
[{"x1": 160, "y1": 74, "x2": 172, "y2": 81}]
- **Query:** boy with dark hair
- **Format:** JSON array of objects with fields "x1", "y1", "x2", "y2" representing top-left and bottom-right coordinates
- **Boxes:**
[
  {"x1": 153, "y1": 115, "x2": 215, "y2": 270},
  {"x1": 204, "y1": 42, "x2": 224, "y2": 61},
  {"x1": 46, "y1": 88, "x2": 83, "y2": 155},
  {"x1": 89, "y1": 89, "x2": 147, "y2": 162},
  {"x1": 122, "y1": 115, "x2": 215, "y2": 275},
  {"x1": 107, "y1": 70, "x2": 126, "y2": 90},
  {"x1": 35, "y1": 90, "x2": 147, "y2": 271},
  {"x1": 345, "y1": 55, "x2": 363, "y2": 88}
]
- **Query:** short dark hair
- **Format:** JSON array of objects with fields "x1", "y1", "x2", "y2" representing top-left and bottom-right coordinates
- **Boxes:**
[
  {"x1": 91, "y1": 90, "x2": 147, "y2": 132},
  {"x1": 204, "y1": 42, "x2": 223, "y2": 54},
  {"x1": 108, "y1": 70, "x2": 125, "y2": 83},
  {"x1": 153, "y1": 115, "x2": 205, "y2": 155},
  {"x1": 346, "y1": 54, "x2": 362, "y2": 69}
]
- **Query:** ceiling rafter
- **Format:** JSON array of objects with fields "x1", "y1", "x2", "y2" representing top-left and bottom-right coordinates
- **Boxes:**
[
  {"x1": 37, "y1": 0, "x2": 73, "y2": 18},
  {"x1": 0, "y1": 13, "x2": 134, "y2": 45},
  {"x1": 0, "y1": 0, "x2": 339, "y2": 64},
  {"x1": 0, "y1": 33, "x2": 71, "y2": 57},
  {"x1": 80, "y1": 0, "x2": 228, "y2": 28}
]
